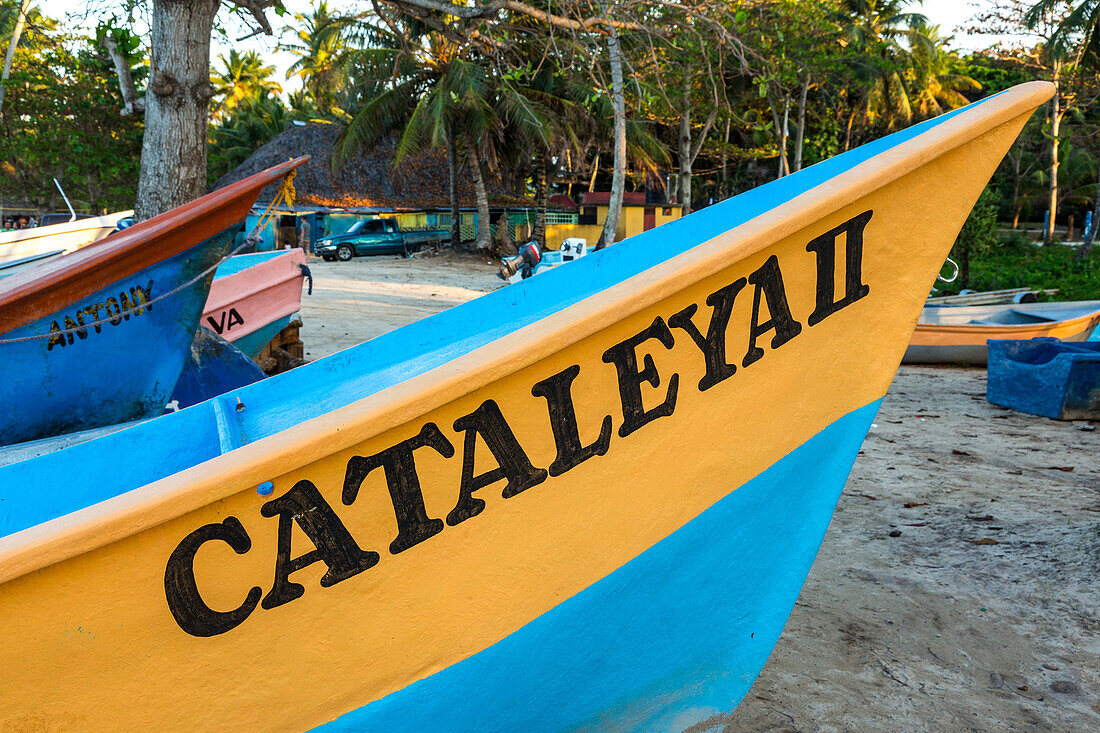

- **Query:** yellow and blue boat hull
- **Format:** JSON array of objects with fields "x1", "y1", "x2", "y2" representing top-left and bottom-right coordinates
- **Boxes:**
[{"x1": 0, "y1": 83, "x2": 1053, "y2": 731}]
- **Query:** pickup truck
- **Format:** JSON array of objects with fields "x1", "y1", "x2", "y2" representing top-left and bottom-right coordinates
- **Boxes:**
[{"x1": 315, "y1": 219, "x2": 449, "y2": 261}]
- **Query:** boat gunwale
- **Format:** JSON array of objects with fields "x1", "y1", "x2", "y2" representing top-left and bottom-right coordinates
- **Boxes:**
[
  {"x1": 912, "y1": 309, "x2": 1100, "y2": 335},
  {"x1": 204, "y1": 249, "x2": 307, "y2": 315},
  {"x1": 0, "y1": 210, "x2": 133, "y2": 247},
  {"x1": 0, "y1": 158, "x2": 307, "y2": 336},
  {"x1": 0, "y1": 83, "x2": 1055, "y2": 585}
]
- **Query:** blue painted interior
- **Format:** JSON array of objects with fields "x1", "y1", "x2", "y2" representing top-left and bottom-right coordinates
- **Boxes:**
[
  {"x1": 212, "y1": 250, "x2": 289, "y2": 281},
  {"x1": 316, "y1": 399, "x2": 880, "y2": 732},
  {"x1": 0, "y1": 92, "x2": 995, "y2": 538},
  {"x1": 0, "y1": 231, "x2": 232, "y2": 449},
  {"x1": 987, "y1": 338, "x2": 1100, "y2": 419}
]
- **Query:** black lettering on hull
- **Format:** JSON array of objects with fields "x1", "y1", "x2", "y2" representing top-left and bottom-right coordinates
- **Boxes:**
[
  {"x1": 448, "y1": 400, "x2": 547, "y2": 526},
  {"x1": 44, "y1": 280, "x2": 157, "y2": 351},
  {"x1": 603, "y1": 317, "x2": 680, "y2": 438},
  {"x1": 343, "y1": 423, "x2": 454, "y2": 554},
  {"x1": 164, "y1": 517, "x2": 262, "y2": 638},
  {"x1": 806, "y1": 210, "x2": 872, "y2": 326},
  {"x1": 531, "y1": 365, "x2": 612, "y2": 476},
  {"x1": 163, "y1": 210, "x2": 880, "y2": 637}
]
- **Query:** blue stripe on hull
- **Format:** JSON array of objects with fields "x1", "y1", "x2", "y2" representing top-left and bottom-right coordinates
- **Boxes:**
[
  {"x1": 0, "y1": 230, "x2": 234, "y2": 446},
  {"x1": 318, "y1": 399, "x2": 882, "y2": 732},
  {"x1": 0, "y1": 88, "x2": 988, "y2": 534}
]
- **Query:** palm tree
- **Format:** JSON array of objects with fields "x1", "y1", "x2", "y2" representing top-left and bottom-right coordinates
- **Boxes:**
[
  {"x1": 0, "y1": 0, "x2": 53, "y2": 116},
  {"x1": 209, "y1": 96, "x2": 294, "y2": 179},
  {"x1": 1027, "y1": 0, "x2": 1100, "y2": 64},
  {"x1": 336, "y1": 31, "x2": 556, "y2": 252},
  {"x1": 837, "y1": 0, "x2": 927, "y2": 145},
  {"x1": 905, "y1": 23, "x2": 982, "y2": 119},
  {"x1": 1027, "y1": 0, "x2": 1100, "y2": 253},
  {"x1": 279, "y1": 0, "x2": 354, "y2": 116},
  {"x1": 211, "y1": 49, "x2": 282, "y2": 120}
]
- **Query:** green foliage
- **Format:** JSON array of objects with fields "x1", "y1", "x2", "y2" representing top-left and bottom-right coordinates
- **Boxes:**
[
  {"x1": 279, "y1": 0, "x2": 356, "y2": 117},
  {"x1": 949, "y1": 185, "x2": 1000, "y2": 289},
  {"x1": 208, "y1": 95, "x2": 299, "y2": 181},
  {"x1": 211, "y1": 49, "x2": 282, "y2": 119},
  {"x1": 968, "y1": 238, "x2": 1100, "y2": 301},
  {"x1": 956, "y1": 187, "x2": 1002, "y2": 259},
  {"x1": 0, "y1": 31, "x2": 142, "y2": 213}
]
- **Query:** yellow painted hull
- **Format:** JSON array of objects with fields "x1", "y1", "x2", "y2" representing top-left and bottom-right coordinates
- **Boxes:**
[{"x1": 0, "y1": 83, "x2": 1054, "y2": 731}]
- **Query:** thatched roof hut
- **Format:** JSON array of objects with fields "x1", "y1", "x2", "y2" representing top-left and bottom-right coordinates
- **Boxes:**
[{"x1": 212, "y1": 122, "x2": 531, "y2": 210}]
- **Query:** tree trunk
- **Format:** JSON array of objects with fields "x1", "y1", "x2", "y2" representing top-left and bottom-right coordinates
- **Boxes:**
[
  {"x1": 0, "y1": 0, "x2": 31, "y2": 117},
  {"x1": 793, "y1": 74, "x2": 809, "y2": 172},
  {"x1": 844, "y1": 107, "x2": 857, "y2": 152},
  {"x1": 777, "y1": 96, "x2": 790, "y2": 178},
  {"x1": 720, "y1": 116, "x2": 730, "y2": 199},
  {"x1": 468, "y1": 142, "x2": 491, "y2": 251},
  {"x1": 678, "y1": 75, "x2": 692, "y2": 215},
  {"x1": 588, "y1": 153, "x2": 599, "y2": 193},
  {"x1": 134, "y1": 0, "x2": 221, "y2": 222},
  {"x1": 101, "y1": 30, "x2": 144, "y2": 116},
  {"x1": 1076, "y1": 165, "x2": 1100, "y2": 260},
  {"x1": 1009, "y1": 148, "x2": 1021, "y2": 228},
  {"x1": 767, "y1": 89, "x2": 789, "y2": 178},
  {"x1": 597, "y1": 31, "x2": 626, "y2": 251},
  {"x1": 448, "y1": 121, "x2": 460, "y2": 248},
  {"x1": 534, "y1": 156, "x2": 548, "y2": 247},
  {"x1": 1045, "y1": 63, "x2": 1062, "y2": 245}
]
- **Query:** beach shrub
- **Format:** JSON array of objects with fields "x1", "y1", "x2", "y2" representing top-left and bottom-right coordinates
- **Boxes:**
[{"x1": 968, "y1": 240, "x2": 1100, "y2": 301}]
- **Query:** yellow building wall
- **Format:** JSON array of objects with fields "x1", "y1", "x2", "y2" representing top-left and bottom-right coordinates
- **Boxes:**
[
  {"x1": 382, "y1": 205, "x2": 681, "y2": 250},
  {"x1": 545, "y1": 204, "x2": 682, "y2": 250},
  {"x1": 545, "y1": 224, "x2": 604, "y2": 249}
]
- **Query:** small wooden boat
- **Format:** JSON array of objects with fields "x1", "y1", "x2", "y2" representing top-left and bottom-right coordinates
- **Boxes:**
[
  {"x1": 203, "y1": 249, "x2": 309, "y2": 358},
  {"x1": 0, "y1": 210, "x2": 132, "y2": 268},
  {"x1": 925, "y1": 286, "x2": 1056, "y2": 306},
  {"x1": 0, "y1": 159, "x2": 305, "y2": 446},
  {"x1": 905, "y1": 300, "x2": 1100, "y2": 364},
  {"x1": 0, "y1": 83, "x2": 1053, "y2": 730}
]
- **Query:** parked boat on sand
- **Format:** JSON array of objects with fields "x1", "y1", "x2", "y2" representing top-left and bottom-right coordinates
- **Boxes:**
[
  {"x1": 0, "y1": 158, "x2": 306, "y2": 446},
  {"x1": 0, "y1": 210, "x2": 132, "y2": 269},
  {"x1": 0, "y1": 83, "x2": 1054, "y2": 731},
  {"x1": 904, "y1": 300, "x2": 1100, "y2": 364},
  {"x1": 203, "y1": 248, "x2": 309, "y2": 358}
]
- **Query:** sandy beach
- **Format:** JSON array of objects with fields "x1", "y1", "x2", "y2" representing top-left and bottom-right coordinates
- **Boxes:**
[{"x1": 299, "y1": 251, "x2": 1099, "y2": 731}]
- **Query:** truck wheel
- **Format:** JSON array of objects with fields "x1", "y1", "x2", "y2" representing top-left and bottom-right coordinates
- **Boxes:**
[{"x1": 336, "y1": 244, "x2": 354, "y2": 262}]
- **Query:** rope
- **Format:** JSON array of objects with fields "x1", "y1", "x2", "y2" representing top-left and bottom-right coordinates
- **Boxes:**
[
  {"x1": 299, "y1": 263, "x2": 313, "y2": 295},
  {"x1": 0, "y1": 169, "x2": 298, "y2": 345}
]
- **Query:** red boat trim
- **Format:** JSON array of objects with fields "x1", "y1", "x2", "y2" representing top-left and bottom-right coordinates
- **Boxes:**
[{"x1": 0, "y1": 158, "x2": 308, "y2": 336}]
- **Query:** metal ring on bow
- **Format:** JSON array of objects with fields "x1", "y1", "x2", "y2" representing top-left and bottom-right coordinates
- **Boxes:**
[{"x1": 937, "y1": 257, "x2": 960, "y2": 284}]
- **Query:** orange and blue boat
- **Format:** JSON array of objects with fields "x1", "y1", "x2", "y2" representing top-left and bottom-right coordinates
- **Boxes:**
[
  {"x1": 905, "y1": 300, "x2": 1100, "y2": 364},
  {"x1": 0, "y1": 83, "x2": 1053, "y2": 730},
  {"x1": 0, "y1": 159, "x2": 305, "y2": 446},
  {"x1": 203, "y1": 248, "x2": 310, "y2": 359}
]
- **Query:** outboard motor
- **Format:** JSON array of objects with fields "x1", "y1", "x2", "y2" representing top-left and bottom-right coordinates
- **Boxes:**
[{"x1": 498, "y1": 240, "x2": 542, "y2": 280}]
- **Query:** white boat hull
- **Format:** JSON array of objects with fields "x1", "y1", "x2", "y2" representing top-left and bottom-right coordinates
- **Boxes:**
[{"x1": 0, "y1": 211, "x2": 133, "y2": 267}]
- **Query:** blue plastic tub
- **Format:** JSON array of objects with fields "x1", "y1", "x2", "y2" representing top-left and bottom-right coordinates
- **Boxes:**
[{"x1": 987, "y1": 338, "x2": 1100, "y2": 420}]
